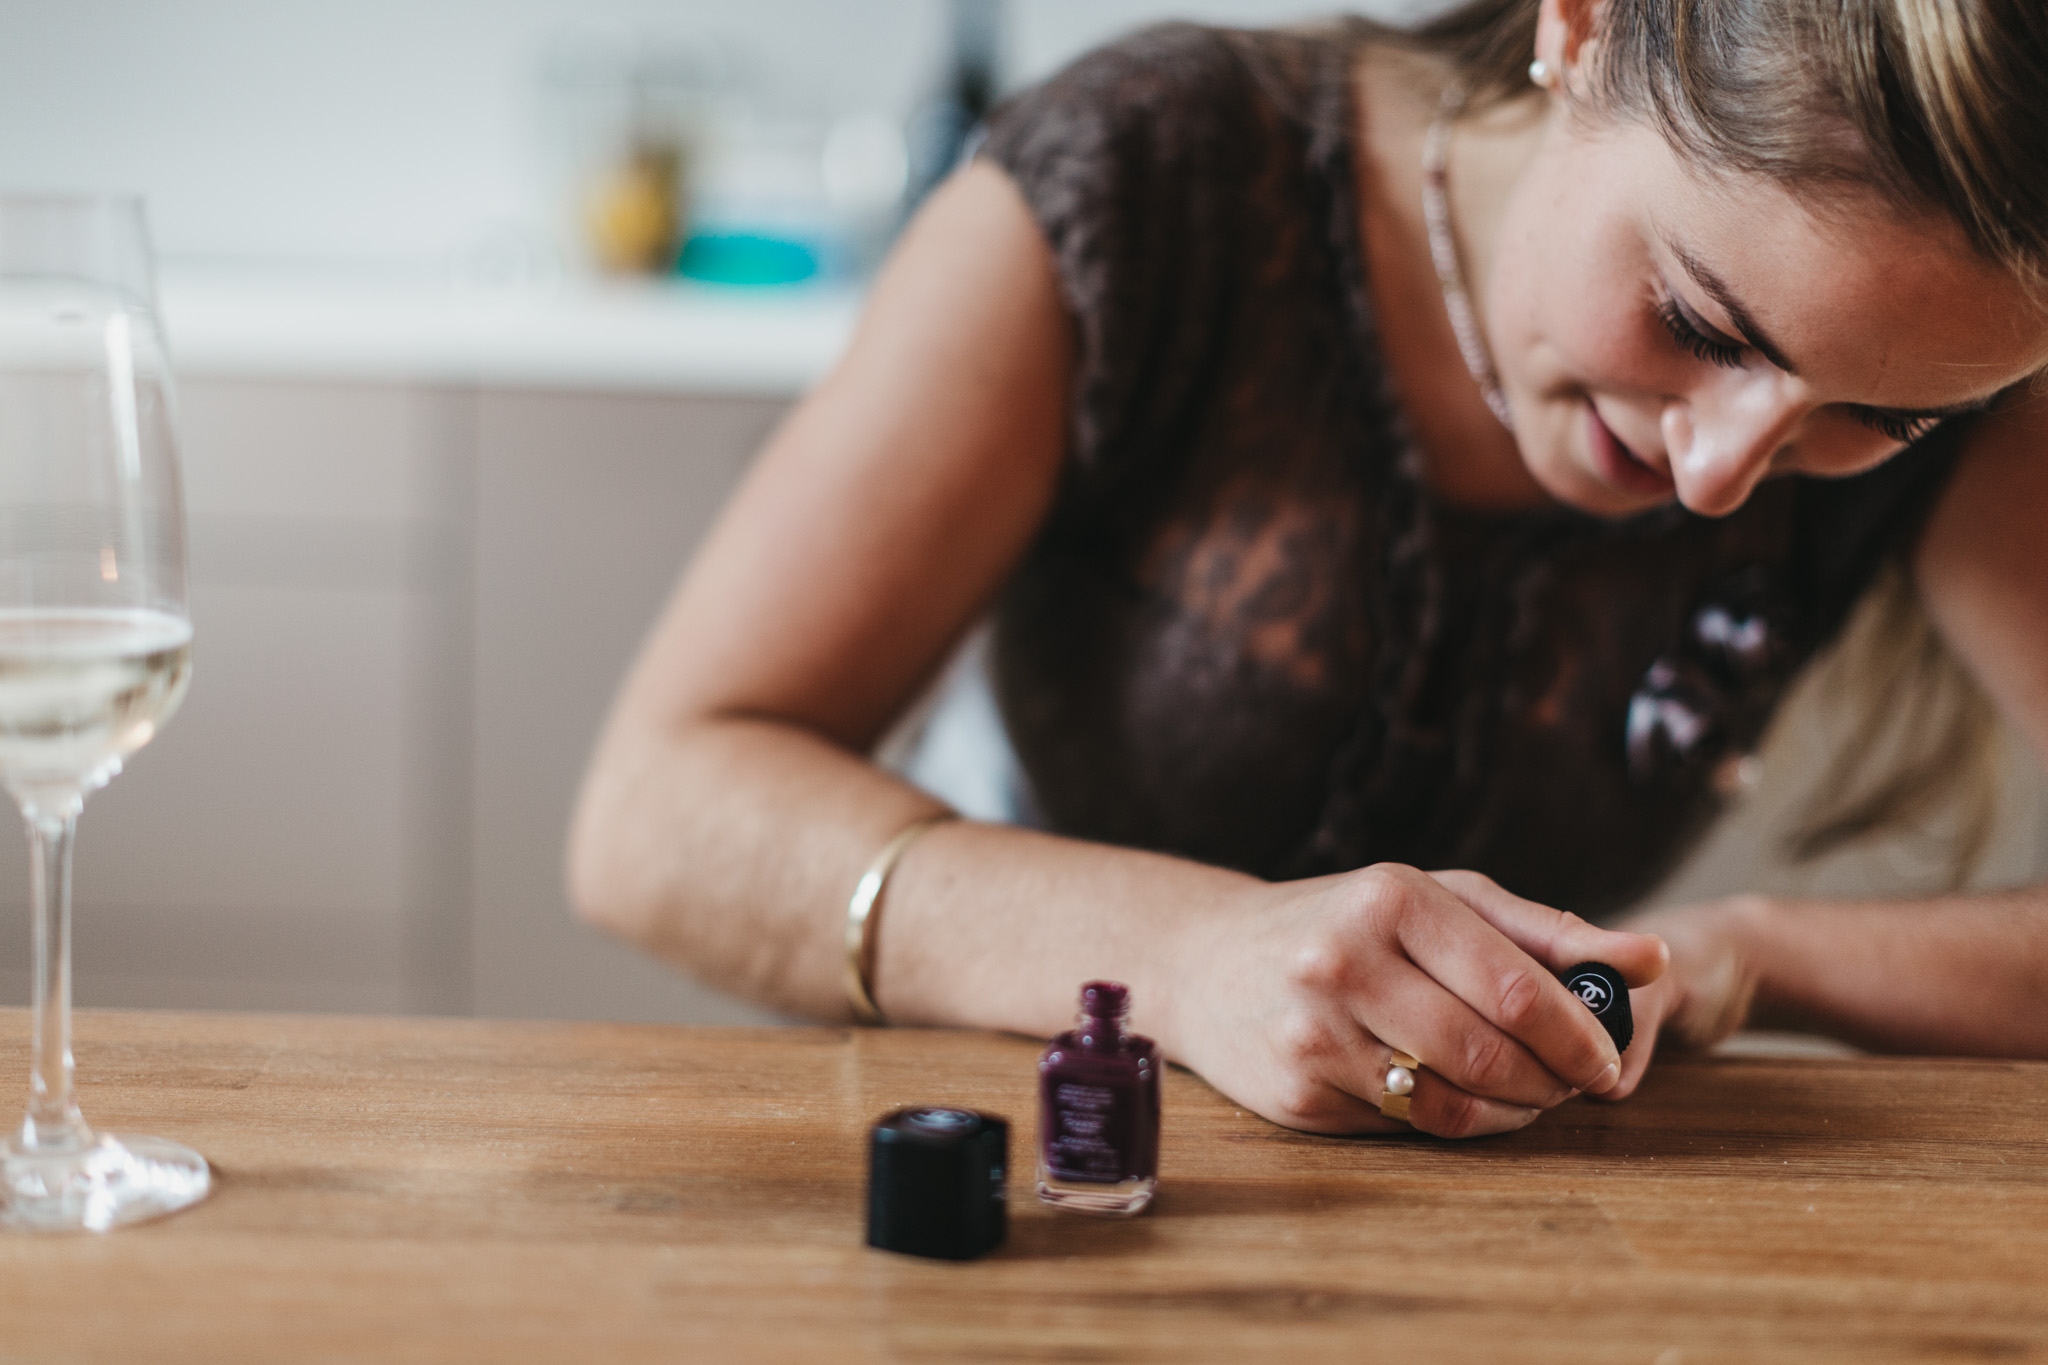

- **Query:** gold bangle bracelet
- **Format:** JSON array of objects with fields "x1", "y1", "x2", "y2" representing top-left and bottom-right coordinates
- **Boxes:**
[{"x1": 844, "y1": 814, "x2": 956, "y2": 1026}]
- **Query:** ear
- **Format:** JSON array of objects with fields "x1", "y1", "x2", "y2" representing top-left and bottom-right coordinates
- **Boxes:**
[{"x1": 1535, "y1": 0, "x2": 1605, "y2": 90}]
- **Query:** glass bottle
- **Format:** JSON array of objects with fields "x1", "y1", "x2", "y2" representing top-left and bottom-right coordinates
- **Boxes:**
[{"x1": 1036, "y1": 980, "x2": 1159, "y2": 1215}]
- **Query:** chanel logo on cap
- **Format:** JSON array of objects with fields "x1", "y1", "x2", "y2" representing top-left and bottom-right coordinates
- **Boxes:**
[
  {"x1": 1567, "y1": 973, "x2": 1612, "y2": 1012},
  {"x1": 1559, "y1": 962, "x2": 1634, "y2": 1051}
]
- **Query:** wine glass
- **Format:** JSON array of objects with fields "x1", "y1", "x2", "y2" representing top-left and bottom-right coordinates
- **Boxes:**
[{"x1": 0, "y1": 195, "x2": 206, "y2": 1231}]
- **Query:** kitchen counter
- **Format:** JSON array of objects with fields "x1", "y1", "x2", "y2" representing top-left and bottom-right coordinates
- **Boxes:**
[{"x1": 160, "y1": 268, "x2": 861, "y2": 395}]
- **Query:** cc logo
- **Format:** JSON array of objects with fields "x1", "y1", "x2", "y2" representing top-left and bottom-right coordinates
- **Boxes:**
[{"x1": 1567, "y1": 974, "x2": 1611, "y2": 1012}]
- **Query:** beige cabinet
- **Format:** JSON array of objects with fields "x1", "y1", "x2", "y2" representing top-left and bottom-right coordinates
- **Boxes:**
[
  {"x1": 469, "y1": 389, "x2": 784, "y2": 1023},
  {"x1": 0, "y1": 375, "x2": 782, "y2": 1024}
]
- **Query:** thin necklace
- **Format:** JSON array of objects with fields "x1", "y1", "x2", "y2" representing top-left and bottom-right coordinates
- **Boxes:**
[{"x1": 1421, "y1": 88, "x2": 1513, "y2": 429}]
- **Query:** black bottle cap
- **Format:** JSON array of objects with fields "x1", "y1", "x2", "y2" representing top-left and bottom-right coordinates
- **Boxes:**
[
  {"x1": 1560, "y1": 962, "x2": 1634, "y2": 1052},
  {"x1": 866, "y1": 1107, "x2": 1008, "y2": 1261}
]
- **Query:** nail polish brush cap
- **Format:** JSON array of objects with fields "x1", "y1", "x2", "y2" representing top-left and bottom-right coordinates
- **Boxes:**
[
  {"x1": 1560, "y1": 961, "x2": 1634, "y2": 1052},
  {"x1": 866, "y1": 1107, "x2": 1009, "y2": 1261}
]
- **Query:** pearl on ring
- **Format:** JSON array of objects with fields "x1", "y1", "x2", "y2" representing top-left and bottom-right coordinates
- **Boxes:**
[{"x1": 1384, "y1": 1065, "x2": 1416, "y2": 1097}]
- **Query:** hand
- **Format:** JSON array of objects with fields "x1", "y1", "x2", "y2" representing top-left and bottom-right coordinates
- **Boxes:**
[
  {"x1": 1600, "y1": 895, "x2": 1768, "y2": 1100},
  {"x1": 1156, "y1": 863, "x2": 1669, "y2": 1138}
]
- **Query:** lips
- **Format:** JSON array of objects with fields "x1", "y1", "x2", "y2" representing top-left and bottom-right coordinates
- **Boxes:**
[{"x1": 1585, "y1": 404, "x2": 1674, "y2": 498}]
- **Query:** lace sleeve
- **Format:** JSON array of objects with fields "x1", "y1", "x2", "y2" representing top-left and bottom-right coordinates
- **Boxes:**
[{"x1": 978, "y1": 24, "x2": 1267, "y2": 503}]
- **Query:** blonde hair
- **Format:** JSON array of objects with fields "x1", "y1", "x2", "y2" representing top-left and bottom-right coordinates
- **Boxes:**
[
  {"x1": 1418, "y1": 0, "x2": 2048, "y2": 286},
  {"x1": 1401, "y1": 0, "x2": 2045, "y2": 877}
]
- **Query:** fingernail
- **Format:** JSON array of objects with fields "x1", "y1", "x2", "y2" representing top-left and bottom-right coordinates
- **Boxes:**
[
  {"x1": 1586, "y1": 1061, "x2": 1621, "y2": 1095},
  {"x1": 1483, "y1": 1107, "x2": 1543, "y2": 1136}
]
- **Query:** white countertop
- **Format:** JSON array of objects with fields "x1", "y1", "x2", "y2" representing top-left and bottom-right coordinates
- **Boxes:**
[{"x1": 159, "y1": 268, "x2": 863, "y2": 396}]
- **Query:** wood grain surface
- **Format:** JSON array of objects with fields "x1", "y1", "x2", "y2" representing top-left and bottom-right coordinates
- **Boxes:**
[{"x1": 0, "y1": 1010, "x2": 2041, "y2": 1364}]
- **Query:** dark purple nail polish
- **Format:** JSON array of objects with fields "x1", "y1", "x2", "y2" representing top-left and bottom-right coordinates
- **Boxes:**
[{"x1": 1037, "y1": 980, "x2": 1159, "y2": 1216}]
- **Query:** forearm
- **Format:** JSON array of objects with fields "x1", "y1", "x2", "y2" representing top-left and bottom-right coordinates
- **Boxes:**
[
  {"x1": 574, "y1": 713, "x2": 1678, "y2": 1138},
  {"x1": 1738, "y1": 888, "x2": 2048, "y2": 1055},
  {"x1": 568, "y1": 714, "x2": 1255, "y2": 1044}
]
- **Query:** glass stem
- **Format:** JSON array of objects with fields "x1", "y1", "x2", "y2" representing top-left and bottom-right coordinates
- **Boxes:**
[{"x1": 21, "y1": 802, "x2": 88, "y2": 1153}]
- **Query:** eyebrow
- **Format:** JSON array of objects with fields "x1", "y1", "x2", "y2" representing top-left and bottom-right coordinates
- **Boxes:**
[
  {"x1": 1670, "y1": 242, "x2": 1801, "y2": 375},
  {"x1": 1664, "y1": 232, "x2": 2020, "y2": 423}
]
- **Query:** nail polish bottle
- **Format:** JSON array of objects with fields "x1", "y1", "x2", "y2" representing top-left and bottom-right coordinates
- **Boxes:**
[{"x1": 1036, "y1": 980, "x2": 1159, "y2": 1216}]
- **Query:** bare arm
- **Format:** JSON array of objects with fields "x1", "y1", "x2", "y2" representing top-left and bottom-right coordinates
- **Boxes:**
[
  {"x1": 570, "y1": 162, "x2": 1084, "y2": 1027},
  {"x1": 1758, "y1": 390, "x2": 2048, "y2": 1054},
  {"x1": 569, "y1": 163, "x2": 1660, "y2": 1136},
  {"x1": 1618, "y1": 392, "x2": 2048, "y2": 1075}
]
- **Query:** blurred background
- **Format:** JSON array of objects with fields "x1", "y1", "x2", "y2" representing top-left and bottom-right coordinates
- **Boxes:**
[{"x1": 0, "y1": 0, "x2": 2039, "y2": 1026}]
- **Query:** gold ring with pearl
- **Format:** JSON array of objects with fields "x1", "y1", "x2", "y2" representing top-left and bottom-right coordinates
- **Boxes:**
[{"x1": 1380, "y1": 1050, "x2": 1421, "y2": 1122}]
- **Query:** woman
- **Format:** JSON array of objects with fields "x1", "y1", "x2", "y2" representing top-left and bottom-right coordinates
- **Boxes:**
[{"x1": 569, "y1": 0, "x2": 2048, "y2": 1139}]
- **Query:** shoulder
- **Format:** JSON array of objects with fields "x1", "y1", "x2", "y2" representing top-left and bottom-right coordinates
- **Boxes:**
[
  {"x1": 972, "y1": 23, "x2": 1360, "y2": 487},
  {"x1": 1040, "y1": 20, "x2": 1251, "y2": 87},
  {"x1": 981, "y1": 23, "x2": 1340, "y2": 189},
  {"x1": 994, "y1": 22, "x2": 1260, "y2": 121}
]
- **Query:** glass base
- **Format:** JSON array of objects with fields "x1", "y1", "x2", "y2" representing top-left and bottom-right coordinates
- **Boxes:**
[
  {"x1": 2, "y1": 1133, "x2": 211, "y2": 1232},
  {"x1": 1037, "y1": 1166, "x2": 1155, "y2": 1216}
]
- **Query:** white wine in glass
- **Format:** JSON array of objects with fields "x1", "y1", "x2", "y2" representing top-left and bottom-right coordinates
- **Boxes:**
[{"x1": 0, "y1": 195, "x2": 207, "y2": 1231}]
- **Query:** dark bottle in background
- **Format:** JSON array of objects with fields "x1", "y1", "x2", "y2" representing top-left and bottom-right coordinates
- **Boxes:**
[{"x1": 1036, "y1": 980, "x2": 1159, "y2": 1215}]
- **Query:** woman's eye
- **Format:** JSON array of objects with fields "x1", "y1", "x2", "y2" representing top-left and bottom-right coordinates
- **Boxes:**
[
  {"x1": 1849, "y1": 407, "x2": 1942, "y2": 445},
  {"x1": 1656, "y1": 297, "x2": 1746, "y2": 369}
]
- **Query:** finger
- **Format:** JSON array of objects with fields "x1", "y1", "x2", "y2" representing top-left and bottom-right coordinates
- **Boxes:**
[
  {"x1": 1426, "y1": 869, "x2": 1670, "y2": 987},
  {"x1": 1353, "y1": 956, "x2": 1574, "y2": 1108},
  {"x1": 1399, "y1": 1060, "x2": 1542, "y2": 1139},
  {"x1": 1591, "y1": 985, "x2": 1668, "y2": 1103},
  {"x1": 1259, "y1": 1015, "x2": 1545, "y2": 1139},
  {"x1": 1252, "y1": 1074, "x2": 1536, "y2": 1139},
  {"x1": 1312, "y1": 1028, "x2": 1542, "y2": 1139},
  {"x1": 1369, "y1": 866, "x2": 1624, "y2": 1095},
  {"x1": 1260, "y1": 1081, "x2": 1401, "y2": 1136}
]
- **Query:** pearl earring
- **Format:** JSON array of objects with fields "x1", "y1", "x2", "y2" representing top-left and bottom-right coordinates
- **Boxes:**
[{"x1": 1528, "y1": 58, "x2": 1559, "y2": 90}]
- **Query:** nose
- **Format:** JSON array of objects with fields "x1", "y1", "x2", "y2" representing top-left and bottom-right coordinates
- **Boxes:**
[{"x1": 1661, "y1": 375, "x2": 1805, "y2": 517}]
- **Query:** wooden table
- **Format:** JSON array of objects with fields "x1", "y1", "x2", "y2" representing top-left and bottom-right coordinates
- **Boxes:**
[{"x1": 0, "y1": 1011, "x2": 2043, "y2": 1363}]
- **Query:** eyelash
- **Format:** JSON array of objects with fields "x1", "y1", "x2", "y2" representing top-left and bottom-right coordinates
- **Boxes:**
[
  {"x1": 1656, "y1": 297, "x2": 1745, "y2": 369},
  {"x1": 1849, "y1": 407, "x2": 1942, "y2": 444},
  {"x1": 1655, "y1": 295, "x2": 1945, "y2": 445}
]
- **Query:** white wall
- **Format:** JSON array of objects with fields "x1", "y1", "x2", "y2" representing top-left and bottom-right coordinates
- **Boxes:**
[{"x1": 0, "y1": 0, "x2": 1414, "y2": 272}]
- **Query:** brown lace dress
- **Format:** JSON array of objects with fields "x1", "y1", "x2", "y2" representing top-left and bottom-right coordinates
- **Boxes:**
[{"x1": 977, "y1": 23, "x2": 1965, "y2": 917}]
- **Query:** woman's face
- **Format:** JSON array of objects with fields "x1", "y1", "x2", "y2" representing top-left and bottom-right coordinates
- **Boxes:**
[{"x1": 1485, "y1": 109, "x2": 2048, "y2": 519}]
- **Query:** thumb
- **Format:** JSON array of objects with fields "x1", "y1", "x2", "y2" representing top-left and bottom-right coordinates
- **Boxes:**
[{"x1": 1424, "y1": 869, "x2": 1669, "y2": 987}]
